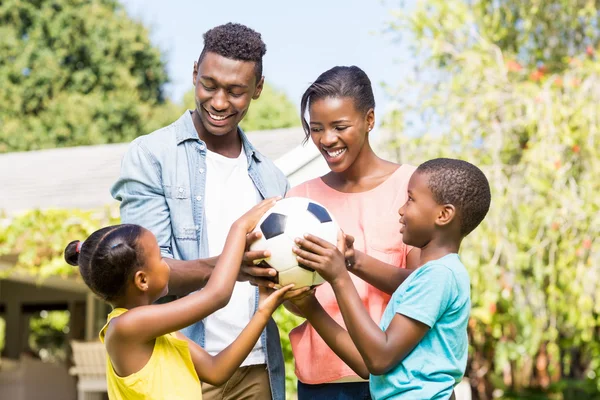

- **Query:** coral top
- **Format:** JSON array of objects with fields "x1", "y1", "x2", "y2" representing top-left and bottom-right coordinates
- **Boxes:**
[{"x1": 287, "y1": 164, "x2": 417, "y2": 384}]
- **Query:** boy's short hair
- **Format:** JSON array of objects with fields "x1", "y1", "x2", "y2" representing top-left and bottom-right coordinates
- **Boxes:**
[
  {"x1": 198, "y1": 22, "x2": 267, "y2": 82},
  {"x1": 417, "y1": 158, "x2": 491, "y2": 236}
]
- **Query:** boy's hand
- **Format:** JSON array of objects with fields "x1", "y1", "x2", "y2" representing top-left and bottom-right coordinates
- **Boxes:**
[
  {"x1": 288, "y1": 287, "x2": 317, "y2": 311},
  {"x1": 292, "y1": 230, "x2": 348, "y2": 284},
  {"x1": 257, "y1": 284, "x2": 311, "y2": 315},
  {"x1": 237, "y1": 197, "x2": 281, "y2": 233}
]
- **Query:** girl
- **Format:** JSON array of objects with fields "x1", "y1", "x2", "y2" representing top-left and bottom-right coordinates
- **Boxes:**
[
  {"x1": 64, "y1": 197, "x2": 307, "y2": 399},
  {"x1": 285, "y1": 66, "x2": 420, "y2": 399}
]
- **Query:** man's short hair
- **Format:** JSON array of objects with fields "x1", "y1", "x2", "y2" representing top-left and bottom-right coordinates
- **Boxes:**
[
  {"x1": 416, "y1": 158, "x2": 491, "y2": 236},
  {"x1": 199, "y1": 22, "x2": 267, "y2": 83}
]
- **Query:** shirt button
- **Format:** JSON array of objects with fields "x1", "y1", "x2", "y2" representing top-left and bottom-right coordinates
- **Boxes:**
[
  {"x1": 199, "y1": 168, "x2": 205, "y2": 174},
  {"x1": 196, "y1": 196, "x2": 202, "y2": 201},
  {"x1": 199, "y1": 144, "x2": 206, "y2": 151}
]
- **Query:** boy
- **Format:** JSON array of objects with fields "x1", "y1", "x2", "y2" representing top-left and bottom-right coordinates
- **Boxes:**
[{"x1": 291, "y1": 158, "x2": 491, "y2": 399}]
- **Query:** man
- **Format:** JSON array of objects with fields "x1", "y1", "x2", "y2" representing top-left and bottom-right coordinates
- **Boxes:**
[{"x1": 111, "y1": 23, "x2": 287, "y2": 400}]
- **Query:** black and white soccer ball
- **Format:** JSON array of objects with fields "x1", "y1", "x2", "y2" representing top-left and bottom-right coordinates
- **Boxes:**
[{"x1": 249, "y1": 197, "x2": 340, "y2": 288}]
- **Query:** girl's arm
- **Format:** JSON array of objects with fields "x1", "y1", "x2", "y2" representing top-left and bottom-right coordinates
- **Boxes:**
[
  {"x1": 177, "y1": 285, "x2": 308, "y2": 385},
  {"x1": 109, "y1": 198, "x2": 279, "y2": 344},
  {"x1": 294, "y1": 234, "x2": 429, "y2": 375}
]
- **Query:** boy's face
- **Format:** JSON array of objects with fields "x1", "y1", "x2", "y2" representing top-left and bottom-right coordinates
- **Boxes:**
[
  {"x1": 398, "y1": 171, "x2": 441, "y2": 247},
  {"x1": 193, "y1": 51, "x2": 264, "y2": 137}
]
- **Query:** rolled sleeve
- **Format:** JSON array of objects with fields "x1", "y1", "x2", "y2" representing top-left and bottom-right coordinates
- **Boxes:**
[{"x1": 111, "y1": 141, "x2": 174, "y2": 258}]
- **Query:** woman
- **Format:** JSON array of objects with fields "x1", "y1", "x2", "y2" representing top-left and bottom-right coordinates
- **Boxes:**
[{"x1": 287, "y1": 66, "x2": 420, "y2": 399}]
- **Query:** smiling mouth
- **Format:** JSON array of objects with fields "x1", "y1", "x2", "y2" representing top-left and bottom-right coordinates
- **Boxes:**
[
  {"x1": 323, "y1": 147, "x2": 347, "y2": 159},
  {"x1": 204, "y1": 108, "x2": 234, "y2": 122}
]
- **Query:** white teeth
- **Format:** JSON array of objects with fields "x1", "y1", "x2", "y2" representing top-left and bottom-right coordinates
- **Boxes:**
[
  {"x1": 325, "y1": 148, "x2": 347, "y2": 158},
  {"x1": 209, "y1": 112, "x2": 227, "y2": 121}
]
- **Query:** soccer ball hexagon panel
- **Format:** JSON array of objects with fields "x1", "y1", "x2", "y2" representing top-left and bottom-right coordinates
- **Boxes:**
[{"x1": 249, "y1": 197, "x2": 339, "y2": 288}]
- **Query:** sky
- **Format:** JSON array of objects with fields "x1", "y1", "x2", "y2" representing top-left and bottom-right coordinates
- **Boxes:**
[{"x1": 119, "y1": 0, "x2": 416, "y2": 123}]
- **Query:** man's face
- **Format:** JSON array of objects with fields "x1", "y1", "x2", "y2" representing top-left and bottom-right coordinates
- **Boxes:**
[{"x1": 193, "y1": 51, "x2": 263, "y2": 136}]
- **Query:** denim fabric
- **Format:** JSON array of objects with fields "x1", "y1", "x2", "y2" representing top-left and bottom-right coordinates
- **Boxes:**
[{"x1": 111, "y1": 111, "x2": 289, "y2": 400}]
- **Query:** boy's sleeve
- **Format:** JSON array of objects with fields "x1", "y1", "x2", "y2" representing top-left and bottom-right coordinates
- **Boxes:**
[{"x1": 393, "y1": 265, "x2": 456, "y2": 328}]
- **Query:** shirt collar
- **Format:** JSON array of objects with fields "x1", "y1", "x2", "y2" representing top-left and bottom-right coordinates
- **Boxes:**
[{"x1": 176, "y1": 110, "x2": 262, "y2": 163}]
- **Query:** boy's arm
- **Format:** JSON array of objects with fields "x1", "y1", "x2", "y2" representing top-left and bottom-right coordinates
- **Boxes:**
[
  {"x1": 294, "y1": 234, "x2": 454, "y2": 375},
  {"x1": 330, "y1": 274, "x2": 429, "y2": 375},
  {"x1": 292, "y1": 295, "x2": 370, "y2": 379}
]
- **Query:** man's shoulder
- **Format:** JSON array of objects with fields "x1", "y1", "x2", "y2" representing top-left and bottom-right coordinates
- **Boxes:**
[{"x1": 125, "y1": 113, "x2": 189, "y2": 161}]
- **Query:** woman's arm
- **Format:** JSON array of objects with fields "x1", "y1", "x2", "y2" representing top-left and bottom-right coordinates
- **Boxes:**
[{"x1": 344, "y1": 234, "x2": 420, "y2": 295}]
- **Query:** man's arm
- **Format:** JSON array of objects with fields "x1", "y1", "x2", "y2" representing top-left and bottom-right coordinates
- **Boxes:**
[{"x1": 111, "y1": 141, "x2": 218, "y2": 296}]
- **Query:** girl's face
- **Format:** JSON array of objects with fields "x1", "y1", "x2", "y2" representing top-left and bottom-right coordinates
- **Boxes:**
[
  {"x1": 137, "y1": 230, "x2": 170, "y2": 301},
  {"x1": 308, "y1": 97, "x2": 374, "y2": 174}
]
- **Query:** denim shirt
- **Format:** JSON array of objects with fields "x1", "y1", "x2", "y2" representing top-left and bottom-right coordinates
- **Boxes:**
[{"x1": 111, "y1": 111, "x2": 289, "y2": 400}]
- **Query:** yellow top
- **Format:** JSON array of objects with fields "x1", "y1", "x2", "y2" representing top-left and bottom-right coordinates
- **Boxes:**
[{"x1": 99, "y1": 308, "x2": 203, "y2": 400}]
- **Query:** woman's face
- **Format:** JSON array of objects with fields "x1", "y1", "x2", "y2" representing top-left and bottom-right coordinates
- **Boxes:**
[{"x1": 309, "y1": 96, "x2": 374, "y2": 173}]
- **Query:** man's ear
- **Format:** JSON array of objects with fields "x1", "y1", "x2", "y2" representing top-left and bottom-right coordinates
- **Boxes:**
[
  {"x1": 436, "y1": 204, "x2": 456, "y2": 227},
  {"x1": 252, "y1": 76, "x2": 265, "y2": 100},
  {"x1": 133, "y1": 270, "x2": 149, "y2": 292},
  {"x1": 193, "y1": 61, "x2": 199, "y2": 86}
]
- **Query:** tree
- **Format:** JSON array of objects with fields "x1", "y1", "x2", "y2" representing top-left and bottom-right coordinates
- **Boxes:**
[
  {"x1": 0, "y1": 0, "x2": 180, "y2": 153},
  {"x1": 384, "y1": 1, "x2": 600, "y2": 398},
  {"x1": 182, "y1": 82, "x2": 300, "y2": 132}
]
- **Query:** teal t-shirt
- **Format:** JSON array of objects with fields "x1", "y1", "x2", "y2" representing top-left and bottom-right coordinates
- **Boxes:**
[{"x1": 370, "y1": 253, "x2": 470, "y2": 400}]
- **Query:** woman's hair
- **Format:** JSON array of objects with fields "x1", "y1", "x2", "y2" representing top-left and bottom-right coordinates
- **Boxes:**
[
  {"x1": 64, "y1": 224, "x2": 145, "y2": 302},
  {"x1": 300, "y1": 65, "x2": 376, "y2": 140}
]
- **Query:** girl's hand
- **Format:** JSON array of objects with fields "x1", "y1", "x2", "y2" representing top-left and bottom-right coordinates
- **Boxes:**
[
  {"x1": 236, "y1": 197, "x2": 281, "y2": 233},
  {"x1": 292, "y1": 230, "x2": 348, "y2": 284},
  {"x1": 257, "y1": 284, "x2": 311, "y2": 315}
]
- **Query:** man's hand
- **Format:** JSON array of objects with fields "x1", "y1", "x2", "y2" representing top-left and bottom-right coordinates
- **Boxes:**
[{"x1": 238, "y1": 231, "x2": 278, "y2": 288}]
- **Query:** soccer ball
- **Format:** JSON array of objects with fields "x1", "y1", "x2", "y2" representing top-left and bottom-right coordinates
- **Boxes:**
[{"x1": 249, "y1": 197, "x2": 339, "y2": 288}]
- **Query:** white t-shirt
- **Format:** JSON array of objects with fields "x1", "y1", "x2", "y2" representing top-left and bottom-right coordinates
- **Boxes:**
[{"x1": 203, "y1": 144, "x2": 265, "y2": 366}]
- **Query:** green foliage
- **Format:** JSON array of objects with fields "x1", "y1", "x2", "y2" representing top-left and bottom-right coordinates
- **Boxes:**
[
  {"x1": 182, "y1": 83, "x2": 300, "y2": 132},
  {"x1": 0, "y1": 0, "x2": 181, "y2": 153},
  {"x1": 385, "y1": 1, "x2": 600, "y2": 398},
  {"x1": 29, "y1": 310, "x2": 70, "y2": 363},
  {"x1": 0, "y1": 207, "x2": 119, "y2": 278}
]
